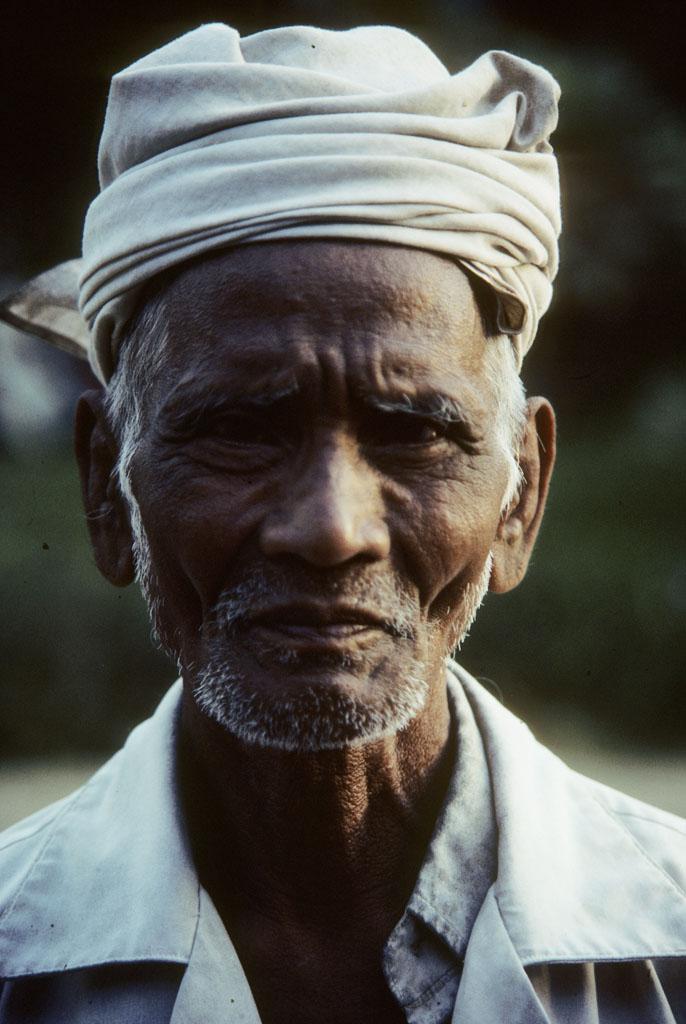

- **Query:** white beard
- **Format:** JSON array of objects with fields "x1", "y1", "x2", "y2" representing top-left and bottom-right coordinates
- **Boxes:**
[{"x1": 194, "y1": 655, "x2": 430, "y2": 752}]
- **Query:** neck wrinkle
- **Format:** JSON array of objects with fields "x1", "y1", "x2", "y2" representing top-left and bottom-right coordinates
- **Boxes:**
[{"x1": 177, "y1": 672, "x2": 453, "y2": 933}]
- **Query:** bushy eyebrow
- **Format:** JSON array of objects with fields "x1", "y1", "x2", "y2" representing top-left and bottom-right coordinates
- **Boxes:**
[
  {"x1": 362, "y1": 392, "x2": 475, "y2": 426},
  {"x1": 156, "y1": 382, "x2": 300, "y2": 434},
  {"x1": 155, "y1": 380, "x2": 480, "y2": 441}
]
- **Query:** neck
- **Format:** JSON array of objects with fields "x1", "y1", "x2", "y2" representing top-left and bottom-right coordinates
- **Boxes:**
[{"x1": 178, "y1": 669, "x2": 453, "y2": 937}]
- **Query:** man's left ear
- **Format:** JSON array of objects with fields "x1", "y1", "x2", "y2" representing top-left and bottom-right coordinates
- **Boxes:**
[{"x1": 490, "y1": 397, "x2": 556, "y2": 594}]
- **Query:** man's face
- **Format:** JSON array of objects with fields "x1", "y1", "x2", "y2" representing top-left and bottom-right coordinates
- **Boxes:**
[{"x1": 119, "y1": 242, "x2": 516, "y2": 749}]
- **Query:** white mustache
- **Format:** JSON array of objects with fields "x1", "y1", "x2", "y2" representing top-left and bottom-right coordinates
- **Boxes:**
[{"x1": 206, "y1": 571, "x2": 418, "y2": 642}]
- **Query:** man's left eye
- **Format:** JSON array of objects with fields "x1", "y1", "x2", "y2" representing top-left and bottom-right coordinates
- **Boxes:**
[{"x1": 362, "y1": 412, "x2": 449, "y2": 448}]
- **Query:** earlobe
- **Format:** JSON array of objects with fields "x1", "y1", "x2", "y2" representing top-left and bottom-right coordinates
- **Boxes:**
[
  {"x1": 489, "y1": 397, "x2": 556, "y2": 594},
  {"x1": 74, "y1": 390, "x2": 135, "y2": 587}
]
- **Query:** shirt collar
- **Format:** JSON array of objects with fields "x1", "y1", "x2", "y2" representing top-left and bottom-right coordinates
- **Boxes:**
[
  {"x1": 3, "y1": 665, "x2": 686, "y2": 980},
  {"x1": 407, "y1": 672, "x2": 497, "y2": 955},
  {"x1": 0, "y1": 681, "x2": 199, "y2": 977},
  {"x1": 382, "y1": 671, "x2": 497, "y2": 1021},
  {"x1": 453, "y1": 661, "x2": 686, "y2": 964}
]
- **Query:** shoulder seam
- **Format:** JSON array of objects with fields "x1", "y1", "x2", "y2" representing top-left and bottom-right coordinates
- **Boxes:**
[
  {"x1": 600, "y1": 801, "x2": 686, "y2": 901},
  {"x1": 0, "y1": 804, "x2": 69, "y2": 856},
  {"x1": 0, "y1": 788, "x2": 85, "y2": 927},
  {"x1": 613, "y1": 811, "x2": 686, "y2": 838}
]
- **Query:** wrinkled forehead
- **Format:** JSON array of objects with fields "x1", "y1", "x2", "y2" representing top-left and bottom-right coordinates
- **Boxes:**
[
  {"x1": 114, "y1": 242, "x2": 506, "y2": 435},
  {"x1": 159, "y1": 240, "x2": 487, "y2": 369}
]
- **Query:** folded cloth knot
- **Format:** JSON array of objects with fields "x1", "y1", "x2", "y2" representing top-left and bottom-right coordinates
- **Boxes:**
[{"x1": 79, "y1": 23, "x2": 561, "y2": 382}]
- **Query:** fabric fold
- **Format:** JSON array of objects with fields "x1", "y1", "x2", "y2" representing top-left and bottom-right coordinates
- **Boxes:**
[{"x1": 78, "y1": 22, "x2": 561, "y2": 382}]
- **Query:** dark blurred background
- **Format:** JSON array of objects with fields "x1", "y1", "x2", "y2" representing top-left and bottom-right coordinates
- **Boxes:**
[{"x1": 1, "y1": 1, "x2": 684, "y2": 773}]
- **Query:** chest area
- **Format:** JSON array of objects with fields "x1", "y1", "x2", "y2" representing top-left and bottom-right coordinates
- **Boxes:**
[
  {"x1": 230, "y1": 924, "x2": 409, "y2": 1024},
  {"x1": 247, "y1": 970, "x2": 409, "y2": 1024}
]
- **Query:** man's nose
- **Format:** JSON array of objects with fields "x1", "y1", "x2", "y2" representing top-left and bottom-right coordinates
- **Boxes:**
[{"x1": 260, "y1": 438, "x2": 391, "y2": 568}]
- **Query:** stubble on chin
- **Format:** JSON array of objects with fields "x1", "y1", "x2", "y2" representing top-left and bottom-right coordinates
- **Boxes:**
[
  {"x1": 189, "y1": 557, "x2": 492, "y2": 752},
  {"x1": 189, "y1": 570, "x2": 428, "y2": 752}
]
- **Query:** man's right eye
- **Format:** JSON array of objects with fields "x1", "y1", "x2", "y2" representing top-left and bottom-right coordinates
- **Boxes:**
[{"x1": 211, "y1": 414, "x2": 278, "y2": 447}]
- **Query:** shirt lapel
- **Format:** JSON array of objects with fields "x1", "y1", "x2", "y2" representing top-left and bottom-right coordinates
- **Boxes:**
[
  {"x1": 452, "y1": 889, "x2": 550, "y2": 1024},
  {"x1": 170, "y1": 889, "x2": 261, "y2": 1024}
]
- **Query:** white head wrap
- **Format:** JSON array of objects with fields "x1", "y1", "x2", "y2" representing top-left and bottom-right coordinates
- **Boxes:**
[{"x1": 7, "y1": 24, "x2": 562, "y2": 383}]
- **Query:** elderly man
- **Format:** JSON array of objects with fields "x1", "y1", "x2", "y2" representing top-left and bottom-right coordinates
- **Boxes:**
[{"x1": 1, "y1": 22, "x2": 684, "y2": 1024}]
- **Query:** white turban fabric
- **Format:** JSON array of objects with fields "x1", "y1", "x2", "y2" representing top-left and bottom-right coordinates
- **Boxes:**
[{"x1": 16, "y1": 24, "x2": 563, "y2": 383}]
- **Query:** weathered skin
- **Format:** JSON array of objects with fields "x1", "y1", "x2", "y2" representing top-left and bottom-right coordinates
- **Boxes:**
[{"x1": 75, "y1": 241, "x2": 555, "y2": 1024}]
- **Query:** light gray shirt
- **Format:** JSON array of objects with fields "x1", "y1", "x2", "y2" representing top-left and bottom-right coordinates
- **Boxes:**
[{"x1": 1, "y1": 664, "x2": 685, "y2": 1023}]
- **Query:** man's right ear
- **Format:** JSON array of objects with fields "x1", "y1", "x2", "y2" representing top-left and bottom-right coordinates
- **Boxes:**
[{"x1": 74, "y1": 390, "x2": 135, "y2": 586}]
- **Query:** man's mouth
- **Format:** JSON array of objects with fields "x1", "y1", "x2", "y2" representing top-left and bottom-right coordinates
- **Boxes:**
[{"x1": 243, "y1": 602, "x2": 392, "y2": 651}]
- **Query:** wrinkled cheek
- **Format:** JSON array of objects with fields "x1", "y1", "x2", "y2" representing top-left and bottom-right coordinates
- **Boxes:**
[
  {"x1": 413, "y1": 502, "x2": 494, "y2": 626},
  {"x1": 130, "y1": 510, "x2": 215, "y2": 657},
  {"x1": 137, "y1": 484, "x2": 269, "y2": 656}
]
